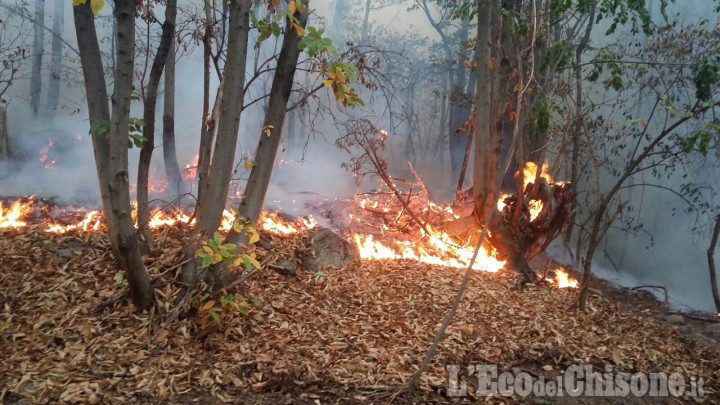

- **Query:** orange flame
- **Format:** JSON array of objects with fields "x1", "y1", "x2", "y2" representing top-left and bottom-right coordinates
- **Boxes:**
[
  {"x1": 352, "y1": 226, "x2": 505, "y2": 272},
  {"x1": 39, "y1": 139, "x2": 57, "y2": 169},
  {"x1": 0, "y1": 199, "x2": 32, "y2": 228},
  {"x1": 546, "y1": 268, "x2": 578, "y2": 289},
  {"x1": 258, "y1": 211, "x2": 318, "y2": 235}
]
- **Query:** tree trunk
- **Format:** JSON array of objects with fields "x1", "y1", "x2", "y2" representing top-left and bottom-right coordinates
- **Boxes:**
[
  {"x1": 106, "y1": 0, "x2": 154, "y2": 311},
  {"x1": 217, "y1": 1, "x2": 310, "y2": 288},
  {"x1": 137, "y1": 0, "x2": 177, "y2": 255},
  {"x1": 196, "y1": 0, "x2": 217, "y2": 206},
  {"x1": 48, "y1": 0, "x2": 63, "y2": 110},
  {"x1": 708, "y1": 214, "x2": 720, "y2": 313},
  {"x1": 0, "y1": 106, "x2": 9, "y2": 159},
  {"x1": 31, "y1": 0, "x2": 45, "y2": 113},
  {"x1": 471, "y1": 0, "x2": 500, "y2": 226},
  {"x1": 73, "y1": 0, "x2": 153, "y2": 311},
  {"x1": 162, "y1": 38, "x2": 184, "y2": 197},
  {"x1": 72, "y1": 2, "x2": 119, "y2": 259},
  {"x1": 449, "y1": 17, "x2": 470, "y2": 183},
  {"x1": 183, "y1": 0, "x2": 252, "y2": 286}
]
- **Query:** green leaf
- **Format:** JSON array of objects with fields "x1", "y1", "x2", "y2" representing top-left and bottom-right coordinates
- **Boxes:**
[
  {"x1": 202, "y1": 254, "x2": 212, "y2": 269},
  {"x1": 314, "y1": 270, "x2": 327, "y2": 280},
  {"x1": 208, "y1": 307, "x2": 221, "y2": 323},
  {"x1": 249, "y1": 296, "x2": 261, "y2": 306},
  {"x1": 238, "y1": 305, "x2": 250, "y2": 315},
  {"x1": 114, "y1": 275, "x2": 124, "y2": 286}
]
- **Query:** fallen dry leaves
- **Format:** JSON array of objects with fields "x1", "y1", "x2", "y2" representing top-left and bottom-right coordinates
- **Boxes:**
[{"x1": 0, "y1": 223, "x2": 718, "y2": 403}]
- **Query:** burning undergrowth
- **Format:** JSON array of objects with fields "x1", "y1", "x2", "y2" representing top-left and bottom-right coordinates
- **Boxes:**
[{"x1": 1, "y1": 210, "x2": 719, "y2": 403}]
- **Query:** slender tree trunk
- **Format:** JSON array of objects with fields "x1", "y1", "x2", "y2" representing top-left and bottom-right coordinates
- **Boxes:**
[
  {"x1": 472, "y1": 0, "x2": 500, "y2": 225},
  {"x1": 109, "y1": 0, "x2": 154, "y2": 310},
  {"x1": 183, "y1": 0, "x2": 252, "y2": 286},
  {"x1": 217, "y1": 2, "x2": 310, "y2": 287},
  {"x1": 362, "y1": 0, "x2": 371, "y2": 42},
  {"x1": 196, "y1": 0, "x2": 216, "y2": 203},
  {"x1": 48, "y1": 0, "x2": 63, "y2": 110},
  {"x1": 137, "y1": 0, "x2": 177, "y2": 255},
  {"x1": 72, "y1": 2, "x2": 118, "y2": 258},
  {"x1": 73, "y1": 0, "x2": 154, "y2": 310},
  {"x1": 707, "y1": 214, "x2": 720, "y2": 312},
  {"x1": 31, "y1": 0, "x2": 45, "y2": 113},
  {"x1": 449, "y1": 17, "x2": 470, "y2": 183},
  {"x1": 566, "y1": 4, "x2": 595, "y2": 242},
  {"x1": 162, "y1": 39, "x2": 184, "y2": 197},
  {"x1": 0, "y1": 106, "x2": 9, "y2": 159}
]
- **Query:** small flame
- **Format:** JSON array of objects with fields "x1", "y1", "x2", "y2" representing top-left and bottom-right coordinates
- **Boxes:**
[
  {"x1": 546, "y1": 268, "x2": 578, "y2": 289},
  {"x1": 39, "y1": 138, "x2": 57, "y2": 169}
]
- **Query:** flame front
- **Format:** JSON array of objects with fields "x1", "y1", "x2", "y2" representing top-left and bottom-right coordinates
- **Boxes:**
[{"x1": 352, "y1": 226, "x2": 505, "y2": 272}]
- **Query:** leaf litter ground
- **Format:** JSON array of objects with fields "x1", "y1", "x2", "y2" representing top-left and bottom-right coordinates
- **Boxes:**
[{"x1": 1, "y1": 224, "x2": 719, "y2": 404}]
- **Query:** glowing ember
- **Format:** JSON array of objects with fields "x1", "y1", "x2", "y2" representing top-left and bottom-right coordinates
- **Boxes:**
[
  {"x1": 528, "y1": 199, "x2": 543, "y2": 221},
  {"x1": 352, "y1": 226, "x2": 505, "y2": 272},
  {"x1": 0, "y1": 199, "x2": 32, "y2": 228},
  {"x1": 182, "y1": 154, "x2": 200, "y2": 182},
  {"x1": 39, "y1": 138, "x2": 57, "y2": 169},
  {"x1": 546, "y1": 268, "x2": 578, "y2": 289}
]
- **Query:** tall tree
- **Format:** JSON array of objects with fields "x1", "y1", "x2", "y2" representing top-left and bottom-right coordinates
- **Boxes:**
[
  {"x1": 48, "y1": 0, "x2": 63, "y2": 110},
  {"x1": 162, "y1": 38, "x2": 184, "y2": 197},
  {"x1": 73, "y1": 0, "x2": 154, "y2": 311},
  {"x1": 182, "y1": 0, "x2": 252, "y2": 286},
  {"x1": 30, "y1": 0, "x2": 44, "y2": 113},
  {"x1": 136, "y1": 0, "x2": 178, "y2": 255}
]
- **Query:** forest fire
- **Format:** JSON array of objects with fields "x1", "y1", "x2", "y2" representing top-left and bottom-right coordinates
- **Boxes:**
[{"x1": 0, "y1": 177, "x2": 576, "y2": 288}]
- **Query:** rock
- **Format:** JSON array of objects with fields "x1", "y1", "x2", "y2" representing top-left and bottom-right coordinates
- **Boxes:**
[
  {"x1": 666, "y1": 314, "x2": 685, "y2": 325},
  {"x1": 302, "y1": 228, "x2": 358, "y2": 270}
]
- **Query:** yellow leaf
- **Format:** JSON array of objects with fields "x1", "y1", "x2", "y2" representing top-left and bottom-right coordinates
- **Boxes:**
[
  {"x1": 90, "y1": 0, "x2": 104, "y2": 15},
  {"x1": 243, "y1": 160, "x2": 252, "y2": 170},
  {"x1": 203, "y1": 245, "x2": 214, "y2": 254},
  {"x1": 296, "y1": 1, "x2": 306, "y2": 12},
  {"x1": 323, "y1": 79, "x2": 333, "y2": 87},
  {"x1": 200, "y1": 300, "x2": 216, "y2": 311},
  {"x1": 248, "y1": 255, "x2": 262, "y2": 270},
  {"x1": 248, "y1": 228, "x2": 260, "y2": 244},
  {"x1": 72, "y1": 0, "x2": 87, "y2": 6},
  {"x1": 288, "y1": 0, "x2": 296, "y2": 15},
  {"x1": 294, "y1": 23, "x2": 305, "y2": 37},
  {"x1": 271, "y1": 0, "x2": 280, "y2": 6}
]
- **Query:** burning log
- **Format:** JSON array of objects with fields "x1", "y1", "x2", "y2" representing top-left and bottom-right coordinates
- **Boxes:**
[{"x1": 489, "y1": 177, "x2": 576, "y2": 283}]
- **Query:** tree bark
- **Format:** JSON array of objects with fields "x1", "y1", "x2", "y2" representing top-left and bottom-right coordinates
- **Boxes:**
[
  {"x1": 196, "y1": 0, "x2": 218, "y2": 207},
  {"x1": 216, "y1": 1, "x2": 310, "y2": 288},
  {"x1": 107, "y1": 0, "x2": 154, "y2": 310},
  {"x1": 31, "y1": 0, "x2": 45, "y2": 113},
  {"x1": 0, "y1": 106, "x2": 9, "y2": 159},
  {"x1": 708, "y1": 214, "x2": 720, "y2": 313},
  {"x1": 472, "y1": 0, "x2": 501, "y2": 226},
  {"x1": 72, "y1": 2, "x2": 118, "y2": 258},
  {"x1": 137, "y1": 0, "x2": 177, "y2": 255},
  {"x1": 183, "y1": 0, "x2": 252, "y2": 286},
  {"x1": 162, "y1": 38, "x2": 184, "y2": 197},
  {"x1": 48, "y1": 0, "x2": 63, "y2": 110}
]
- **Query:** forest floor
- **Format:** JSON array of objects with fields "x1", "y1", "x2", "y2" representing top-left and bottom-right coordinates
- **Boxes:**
[{"x1": 1, "y1": 223, "x2": 719, "y2": 404}]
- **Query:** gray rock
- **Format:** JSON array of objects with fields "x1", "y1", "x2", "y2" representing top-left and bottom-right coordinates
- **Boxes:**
[
  {"x1": 302, "y1": 228, "x2": 358, "y2": 270},
  {"x1": 666, "y1": 314, "x2": 685, "y2": 325}
]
